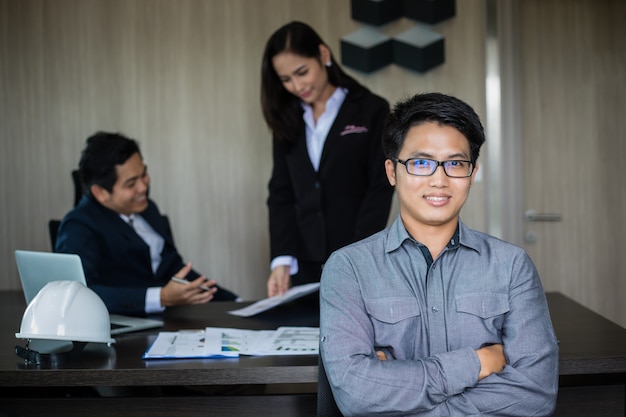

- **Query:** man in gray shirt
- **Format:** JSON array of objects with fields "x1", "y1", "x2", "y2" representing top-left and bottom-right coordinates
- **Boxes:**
[{"x1": 320, "y1": 93, "x2": 559, "y2": 416}]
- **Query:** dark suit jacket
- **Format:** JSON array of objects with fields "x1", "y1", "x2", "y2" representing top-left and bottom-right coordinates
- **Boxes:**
[
  {"x1": 268, "y1": 85, "x2": 394, "y2": 267},
  {"x1": 56, "y1": 195, "x2": 235, "y2": 316}
]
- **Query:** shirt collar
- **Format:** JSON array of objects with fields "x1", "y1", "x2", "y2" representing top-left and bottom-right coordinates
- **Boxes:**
[
  {"x1": 385, "y1": 215, "x2": 479, "y2": 253},
  {"x1": 119, "y1": 213, "x2": 136, "y2": 225},
  {"x1": 300, "y1": 87, "x2": 347, "y2": 116}
]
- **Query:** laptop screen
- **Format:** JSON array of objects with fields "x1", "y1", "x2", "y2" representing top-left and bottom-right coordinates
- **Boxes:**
[{"x1": 14, "y1": 250, "x2": 87, "y2": 304}]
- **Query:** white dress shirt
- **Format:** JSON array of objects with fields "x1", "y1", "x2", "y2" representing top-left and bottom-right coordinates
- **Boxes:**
[
  {"x1": 121, "y1": 213, "x2": 166, "y2": 313},
  {"x1": 302, "y1": 87, "x2": 347, "y2": 171}
]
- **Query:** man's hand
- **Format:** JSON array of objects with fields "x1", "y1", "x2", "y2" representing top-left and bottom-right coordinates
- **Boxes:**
[
  {"x1": 160, "y1": 263, "x2": 217, "y2": 307},
  {"x1": 267, "y1": 265, "x2": 290, "y2": 297},
  {"x1": 476, "y1": 343, "x2": 506, "y2": 380}
]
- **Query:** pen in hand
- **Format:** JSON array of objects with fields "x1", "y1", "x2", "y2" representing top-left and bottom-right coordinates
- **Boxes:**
[{"x1": 171, "y1": 276, "x2": 212, "y2": 292}]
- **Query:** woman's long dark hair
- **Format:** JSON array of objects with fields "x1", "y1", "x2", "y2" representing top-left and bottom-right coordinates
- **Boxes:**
[{"x1": 261, "y1": 21, "x2": 359, "y2": 144}]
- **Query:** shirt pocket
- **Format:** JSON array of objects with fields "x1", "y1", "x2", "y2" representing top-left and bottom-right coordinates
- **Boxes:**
[
  {"x1": 455, "y1": 293, "x2": 509, "y2": 344},
  {"x1": 364, "y1": 297, "x2": 421, "y2": 357}
]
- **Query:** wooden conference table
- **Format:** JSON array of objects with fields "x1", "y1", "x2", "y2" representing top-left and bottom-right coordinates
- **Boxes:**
[{"x1": 0, "y1": 290, "x2": 624, "y2": 416}]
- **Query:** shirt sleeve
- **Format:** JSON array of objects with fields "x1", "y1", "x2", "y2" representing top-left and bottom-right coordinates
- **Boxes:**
[
  {"x1": 269, "y1": 255, "x2": 299, "y2": 275},
  {"x1": 443, "y1": 252, "x2": 559, "y2": 416},
  {"x1": 145, "y1": 286, "x2": 166, "y2": 314}
]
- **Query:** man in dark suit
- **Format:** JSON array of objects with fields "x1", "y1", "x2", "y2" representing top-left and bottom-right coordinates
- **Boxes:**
[{"x1": 56, "y1": 132, "x2": 237, "y2": 316}]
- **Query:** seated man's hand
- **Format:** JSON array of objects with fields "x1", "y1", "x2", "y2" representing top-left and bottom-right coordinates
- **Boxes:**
[
  {"x1": 160, "y1": 263, "x2": 217, "y2": 307},
  {"x1": 476, "y1": 343, "x2": 506, "y2": 380}
]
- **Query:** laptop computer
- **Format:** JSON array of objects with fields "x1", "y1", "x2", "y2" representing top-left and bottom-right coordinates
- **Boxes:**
[{"x1": 14, "y1": 250, "x2": 163, "y2": 336}]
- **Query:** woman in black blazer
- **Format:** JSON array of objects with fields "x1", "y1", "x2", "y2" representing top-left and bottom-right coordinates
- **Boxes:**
[{"x1": 261, "y1": 21, "x2": 394, "y2": 297}]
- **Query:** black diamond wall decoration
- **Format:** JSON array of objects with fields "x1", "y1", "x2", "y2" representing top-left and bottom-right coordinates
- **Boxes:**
[
  {"x1": 340, "y1": 27, "x2": 394, "y2": 73},
  {"x1": 342, "y1": 0, "x2": 455, "y2": 74},
  {"x1": 393, "y1": 25, "x2": 444, "y2": 73},
  {"x1": 402, "y1": 0, "x2": 456, "y2": 25},
  {"x1": 350, "y1": 0, "x2": 403, "y2": 26}
]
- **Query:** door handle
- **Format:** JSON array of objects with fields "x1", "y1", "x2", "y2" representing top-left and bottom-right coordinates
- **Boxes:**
[{"x1": 525, "y1": 209, "x2": 562, "y2": 222}]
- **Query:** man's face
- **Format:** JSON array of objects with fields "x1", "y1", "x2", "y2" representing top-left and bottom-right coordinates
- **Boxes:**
[
  {"x1": 385, "y1": 122, "x2": 477, "y2": 237},
  {"x1": 93, "y1": 152, "x2": 150, "y2": 216}
]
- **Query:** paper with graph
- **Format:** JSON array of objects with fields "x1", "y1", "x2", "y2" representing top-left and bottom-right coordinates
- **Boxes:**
[{"x1": 143, "y1": 326, "x2": 319, "y2": 359}]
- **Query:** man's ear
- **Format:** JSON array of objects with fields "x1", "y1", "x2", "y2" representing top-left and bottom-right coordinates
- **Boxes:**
[
  {"x1": 470, "y1": 163, "x2": 479, "y2": 187},
  {"x1": 90, "y1": 184, "x2": 110, "y2": 205},
  {"x1": 385, "y1": 159, "x2": 397, "y2": 187}
]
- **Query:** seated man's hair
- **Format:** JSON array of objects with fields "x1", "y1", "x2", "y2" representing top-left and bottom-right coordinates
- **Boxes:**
[{"x1": 79, "y1": 131, "x2": 141, "y2": 194}]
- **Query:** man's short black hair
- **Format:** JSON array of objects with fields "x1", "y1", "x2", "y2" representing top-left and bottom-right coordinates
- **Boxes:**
[
  {"x1": 382, "y1": 93, "x2": 486, "y2": 163},
  {"x1": 79, "y1": 132, "x2": 141, "y2": 195}
]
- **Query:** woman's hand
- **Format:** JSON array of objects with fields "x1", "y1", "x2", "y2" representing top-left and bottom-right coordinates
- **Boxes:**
[{"x1": 267, "y1": 265, "x2": 291, "y2": 297}]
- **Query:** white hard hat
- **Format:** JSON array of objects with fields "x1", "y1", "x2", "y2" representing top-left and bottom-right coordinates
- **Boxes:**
[{"x1": 16, "y1": 280, "x2": 115, "y2": 344}]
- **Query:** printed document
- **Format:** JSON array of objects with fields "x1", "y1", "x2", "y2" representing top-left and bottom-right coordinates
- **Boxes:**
[
  {"x1": 143, "y1": 326, "x2": 319, "y2": 359},
  {"x1": 228, "y1": 282, "x2": 320, "y2": 317}
]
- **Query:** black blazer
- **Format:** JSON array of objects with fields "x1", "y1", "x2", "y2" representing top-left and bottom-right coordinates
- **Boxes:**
[
  {"x1": 268, "y1": 85, "x2": 394, "y2": 265},
  {"x1": 56, "y1": 195, "x2": 235, "y2": 316}
]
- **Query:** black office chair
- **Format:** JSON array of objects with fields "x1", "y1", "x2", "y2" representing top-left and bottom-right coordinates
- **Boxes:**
[
  {"x1": 317, "y1": 355, "x2": 343, "y2": 417},
  {"x1": 48, "y1": 170, "x2": 83, "y2": 250},
  {"x1": 48, "y1": 219, "x2": 62, "y2": 250},
  {"x1": 71, "y1": 169, "x2": 84, "y2": 206}
]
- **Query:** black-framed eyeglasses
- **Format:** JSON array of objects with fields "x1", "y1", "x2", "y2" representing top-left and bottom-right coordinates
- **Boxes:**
[{"x1": 393, "y1": 158, "x2": 474, "y2": 178}]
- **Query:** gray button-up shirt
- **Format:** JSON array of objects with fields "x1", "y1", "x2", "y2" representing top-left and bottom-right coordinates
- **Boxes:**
[{"x1": 320, "y1": 216, "x2": 559, "y2": 416}]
